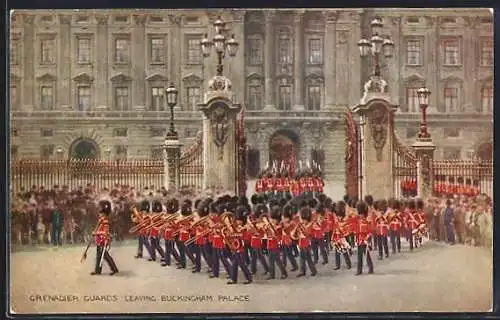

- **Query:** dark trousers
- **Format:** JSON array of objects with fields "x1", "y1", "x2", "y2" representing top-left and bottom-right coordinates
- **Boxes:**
[
  {"x1": 192, "y1": 243, "x2": 212, "y2": 272},
  {"x1": 389, "y1": 230, "x2": 401, "y2": 253},
  {"x1": 212, "y1": 247, "x2": 232, "y2": 277},
  {"x1": 243, "y1": 243, "x2": 251, "y2": 265},
  {"x1": 445, "y1": 223, "x2": 456, "y2": 244},
  {"x1": 230, "y1": 252, "x2": 252, "y2": 283},
  {"x1": 325, "y1": 232, "x2": 333, "y2": 251},
  {"x1": 371, "y1": 232, "x2": 378, "y2": 250},
  {"x1": 163, "y1": 239, "x2": 180, "y2": 265},
  {"x1": 94, "y1": 245, "x2": 118, "y2": 274},
  {"x1": 282, "y1": 245, "x2": 298, "y2": 270},
  {"x1": 250, "y1": 247, "x2": 269, "y2": 274},
  {"x1": 299, "y1": 247, "x2": 317, "y2": 275},
  {"x1": 51, "y1": 226, "x2": 61, "y2": 245},
  {"x1": 356, "y1": 244, "x2": 374, "y2": 274},
  {"x1": 376, "y1": 235, "x2": 389, "y2": 258},
  {"x1": 150, "y1": 237, "x2": 165, "y2": 260},
  {"x1": 347, "y1": 233, "x2": 355, "y2": 247},
  {"x1": 176, "y1": 240, "x2": 195, "y2": 267},
  {"x1": 137, "y1": 235, "x2": 154, "y2": 257},
  {"x1": 268, "y1": 249, "x2": 287, "y2": 278},
  {"x1": 311, "y1": 238, "x2": 328, "y2": 264},
  {"x1": 291, "y1": 241, "x2": 299, "y2": 257},
  {"x1": 334, "y1": 250, "x2": 352, "y2": 269},
  {"x1": 407, "y1": 229, "x2": 414, "y2": 251}
]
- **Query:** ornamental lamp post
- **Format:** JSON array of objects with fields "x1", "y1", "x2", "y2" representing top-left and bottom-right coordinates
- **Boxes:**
[
  {"x1": 357, "y1": 18, "x2": 395, "y2": 77},
  {"x1": 165, "y1": 83, "x2": 179, "y2": 137},
  {"x1": 200, "y1": 16, "x2": 239, "y2": 76},
  {"x1": 416, "y1": 86, "x2": 432, "y2": 140},
  {"x1": 56, "y1": 147, "x2": 63, "y2": 160}
]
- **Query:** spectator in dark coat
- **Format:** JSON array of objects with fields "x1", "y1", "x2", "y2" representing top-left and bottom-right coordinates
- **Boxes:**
[
  {"x1": 443, "y1": 199, "x2": 456, "y2": 245},
  {"x1": 51, "y1": 202, "x2": 64, "y2": 246}
]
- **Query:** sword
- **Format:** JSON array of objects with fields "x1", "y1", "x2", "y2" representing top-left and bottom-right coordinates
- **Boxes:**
[{"x1": 98, "y1": 242, "x2": 108, "y2": 269}]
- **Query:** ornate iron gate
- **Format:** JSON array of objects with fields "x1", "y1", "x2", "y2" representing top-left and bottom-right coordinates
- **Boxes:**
[
  {"x1": 345, "y1": 110, "x2": 359, "y2": 200},
  {"x1": 236, "y1": 106, "x2": 247, "y2": 196}
]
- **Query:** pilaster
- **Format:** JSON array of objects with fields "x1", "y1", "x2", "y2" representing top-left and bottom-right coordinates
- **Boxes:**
[
  {"x1": 228, "y1": 10, "x2": 245, "y2": 105},
  {"x1": 132, "y1": 15, "x2": 147, "y2": 108},
  {"x1": 95, "y1": 14, "x2": 109, "y2": 107},
  {"x1": 58, "y1": 14, "x2": 72, "y2": 109},
  {"x1": 348, "y1": 11, "x2": 363, "y2": 107},
  {"x1": 293, "y1": 11, "x2": 305, "y2": 110},
  {"x1": 426, "y1": 16, "x2": 439, "y2": 113},
  {"x1": 323, "y1": 11, "x2": 338, "y2": 110},
  {"x1": 264, "y1": 11, "x2": 275, "y2": 110},
  {"x1": 22, "y1": 14, "x2": 35, "y2": 110}
]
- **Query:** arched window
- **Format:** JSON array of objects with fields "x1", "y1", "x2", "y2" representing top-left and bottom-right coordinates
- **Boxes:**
[{"x1": 247, "y1": 148, "x2": 261, "y2": 178}]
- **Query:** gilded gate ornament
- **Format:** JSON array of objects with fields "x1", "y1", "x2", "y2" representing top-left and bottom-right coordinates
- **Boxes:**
[{"x1": 369, "y1": 105, "x2": 389, "y2": 161}]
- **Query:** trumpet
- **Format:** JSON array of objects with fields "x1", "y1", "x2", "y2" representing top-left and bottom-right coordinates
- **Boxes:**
[
  {"x1": 130, "y1": 206, "x2": 142, "y2": 223},
  {"x1": 262, "y1": 216, "x2": 277, "y2": 237},
  {"x1": 171, "y1": 215, "x2": 196, "y2": 237},
  {"x1": 185, "y1": 229, "x2": 211, "y2": 245}
]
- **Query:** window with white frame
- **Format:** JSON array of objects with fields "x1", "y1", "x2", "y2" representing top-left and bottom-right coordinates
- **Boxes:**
[
  {"x1": 151, "y1": 87, "x2": 164, "y2": 111},
  {"x1": 480, "y1": 39, "x2": 493, "y2": 67},
  {"x1": 406, "y1": 87, "x2": 420, "y2": 113},
  {"x1": 114, "y1": 87, "x2": 129, "y2": 111},
  {"x1": 186, "y1": 37, "x2": 201, "y2": 64},
  {"x1": 115, "y1": 145, "x2": 128, "y2": 160},
  {"x1": 77, "y1": 38, "x2": 91, "y2": 64},
  {"x1": 307, "y1": 84, "x2": 321, "y2": 110},
  {"x1": 481, "y1": 86, "x2": 493, "y2": 113},
  {"x1": 441, "y1": 38, "x2": 460, "y2": 65},
  {"x1": 114, "y1": 38, "x2": 130, "y2": 63},
  {"x1": 308, "y1": 38, "x2": 323, "y2": 65},
  {"x1": 248, "y1": 37, "x2": 263, "y2": 65},
  {"x1": 443, "y1": 85, "x2": 459, "y2": 112},
  {"x1": 278, "y1": 79, "x2": 292, "y2": 110},
  {"x1": 40, "y1": 144, "x2": 55, "y2": 160},
  {"x1": 406, "y1": 39, "x2": 421, "y2": 65},
  {"x1": 187, "y1": 87, "x2": 201, "y2": 110},
  {"x1": 77, "y1": 86, "x2": 91, "y2": 111},
  {"x1": 40, "y1": 39, "x2": 55, "y2": 64},
  {"x1": 150, "y1": 38, "x2": 165, "y2": 64},
  {"x1": 247, "y1": 80, "x2": 263, "y2": 110},
  {"x1": 443, "y1": 147, "x2": 461, "y2": 160},
  {"x1": 40, "y1": 86, "x2": 54, "y2": 110},
  {"x1": 278, "y1": 37, "x2": 292, "y2": 65}
]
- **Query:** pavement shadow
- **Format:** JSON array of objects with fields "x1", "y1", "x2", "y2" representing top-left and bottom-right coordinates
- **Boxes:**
[
  {"x1": 369, "y1": 269, "x2": 421, "y2": 276},
  {"x1": 112, "y1": 270, "x2": 135, "y2": 277}
]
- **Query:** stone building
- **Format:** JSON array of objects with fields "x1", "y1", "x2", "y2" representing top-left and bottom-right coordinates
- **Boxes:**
[{"x1": 9, "y1": 8, "x2": 493, "y2": 184}]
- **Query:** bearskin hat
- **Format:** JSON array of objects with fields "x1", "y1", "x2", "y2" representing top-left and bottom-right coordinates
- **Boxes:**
[
  {"x1": 261, "y1": 193, "x2": 269, "y2": 204},
  {"x1": 324, "y1": 197, "x2": 333, "y2": 208},
  {"x1": 152, "y1": 200, "x2": 163, "y2": 213},
  {"x1": 308, "y1": 198, "x2": 318, "y2": 209},
  {"x1": 255, "y1": 203, "x2": 268, "y2": 216},
  {"x1": 238, "y1": 196, "x2": 249, "y2": 206},
  {"x1": 209, "y1": 202, "x2": 218, "y2": 214},
  {"x1": 194, "y1": 199, "x2": 203, "y2": 211},
  {"x1": 181, "y1": 202, "x2": 192, "y2": 216},
  {"x1": 282, "y1": 205, "x2": 293, "y2": 219},
  {"x1": 140, "y1": 200, "x2": 150, "y2": 212},
  {"x1": 316, "y1": 204, "x2": 325, "y2": 215},
  {"x1": 235, "y1": 210, "x2": 247, "y2": 224},
  {"x1": 356, "y1": 201, "x2": 369, "y2": 217},
  {"x1": 330, "y1": 202, "x2": 336, "y2": 213},
  {"x1": 198, "y1": 205, "x2": 210, "y2": 217},
  {"x1": 317, "y1": 193, "x2": 327, "y2": 204},
  {"x1": 364, "y1": 195, "x2": 374, "y2": 207},
  {"x1": 216, "y1": 204, "x2": 228, "y2": 215},
  {"x1": 285, "y1": 193, "x2": 293, "y2": 201},
  {"x1": 270, "y1": 206, "x2": 282, "y2": 221},
  {"x1": 300, "y1": 207, "x2": 312, "y2": 222},
  {"x1": 251, "y1": 194, "x2": 260, "y2": 205},
  {"x1": 166, "y1": 198, "x2": 179, "y2": 214},
  {"x1": 416, "y1": 198, "x2": 424, "y2": 210},
  {"x1": 335, "y1": 201, "x2": 346, "y2": 218},
  {"x1": 269, "y1": 199, "x2": 279, "y2": 208},
  {"x1": 408, "y1": 199, "x2": 416, "y2": 210},
  {"x1": 279, "y1": 198, "x2": 287, "y2": 207},
  {"x1": 99, "y1": 200, "x2": 112, "y2": 215},
  {"x1": 299, "y1": 199, "x2": 309, "y2": 209},
  {"x1": 343, "y1": 194, "x2": 350, "y2": 203},
  {"x1": 235, "y1": 205, "x2": 249, "y2": 217}
]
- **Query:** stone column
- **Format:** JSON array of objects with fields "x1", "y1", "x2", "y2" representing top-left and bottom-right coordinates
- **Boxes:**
[
  {"x1": 463, "y1": 17, "x2": 477, "y2": 112},
  {"x1": 199, "y1": 77, "x2": 242, "y2": 193},
  {"x1": 426, "y1": 17, "x2": 439, "y2": 113},
  {"x1": 169, "y1": 14, "x2": 182, "y2": 94},
  {"x1": 264, "y1": 11, "x2": 275, "y2": 110},
  {"x1": 58, "y1": 14, "x2": 71, "y2": 109},
  {"x1": 95, "y1": 14, "x2": 109, "y2": 107},
  {"x1": 354, "y1": 78, "x2": 397, "y2": 200},
  {"x1": 293, "y1": 11, "x2": 305, "y2": 110},
  {"x1": 229, "y1": 10, "x2": 245, "y2": 105},
  {"x1": 133, "y1": 15, "x2": 147, "y2": 108},
  {"x1": 412, "y1": 139, "x2": 436, "y2": 199},
  {"x1": 22, "y1": 14, "x2": 35, "y2": 110},
  {"x1": 348, "y1": 11, "x2": 362, "y2": 107},
  {"x1": 323, "y1": 12, "x2": 337, "y2": 110},
  {"x1": 165, "y1": 135, "x2": 182, "y2": 192}
]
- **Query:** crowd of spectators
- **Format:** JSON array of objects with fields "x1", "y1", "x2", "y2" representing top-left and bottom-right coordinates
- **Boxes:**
[{"x1": 10, "y1": 184, "x2": 493, "y2": 251}]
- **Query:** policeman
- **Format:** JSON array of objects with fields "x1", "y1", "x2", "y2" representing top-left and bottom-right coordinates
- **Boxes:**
[{"x1": 91, "y1": 200, "x2": 119, "y2": 276}]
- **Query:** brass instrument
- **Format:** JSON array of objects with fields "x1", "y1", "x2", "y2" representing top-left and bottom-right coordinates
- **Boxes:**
[
  {"x1": 220, "y1": 216, "x2": 242, "y2": 252},
  {"x1": 171, "y1": 215, "x2": 196, "y2": 237},
  {"x1": 283, "y1": 221, "x2": 298, "y2": 240},
  {"x1": 185, "y1": 229, "x2": 211, "y2": 245},
  {"x1": 290, "y1": 221, "x2": 307, "y2": 240},
  {"x1": 261, "y1": 216, "x2": 277, "y2": 237},
  {"x1": 130, "y1": 206, "x2": 142, "y2": 223}
]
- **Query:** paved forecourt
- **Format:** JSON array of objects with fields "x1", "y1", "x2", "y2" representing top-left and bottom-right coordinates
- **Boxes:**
[{"x1": 10, "y1": 240, "x2": 492, "y2": 314}]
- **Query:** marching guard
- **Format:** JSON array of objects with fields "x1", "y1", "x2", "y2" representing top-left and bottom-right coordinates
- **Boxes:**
[
  {"x1": 133, "y1": 200, "x2": 154, "y2": 259},
  {"x1": 91, "y1": 200, "x2": 119, "y2": 276},
  {"x1": 295, "y1": 206, "x2": 317, "y2": 277},
  {"x1": 331, "y1": 201, "x2": 352, "y2": 270},
  {"x1": 374, "y1": 200, "x2": 390, "y2": 260},
  {"x1": 355, "y1": 201, "x2": 374, "y2": 275},
  {"x1": 149, "y1": 200, "x2": 166, "y2": 262},
  {"x1": 265, "y1": 207, "x2": 288, "y2": 279},
  {"x1": 388, "y1": 199, "x2": 402, "y2": 253},
  {"x1": 280, "y1": 204, "x2": 299, "y2": 272}
]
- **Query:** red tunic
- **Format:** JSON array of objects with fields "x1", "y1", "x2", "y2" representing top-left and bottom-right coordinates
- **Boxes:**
[
  {"x1": 408, "y1": 211, "x2": 420, "y2": 230},
  {"x1": 347, "y1": 215, "x2": 359, "y2": 235},
  {"x1": 291, "y1": 181, "x2": 300, "y2": 196},
  {"x1": 163, "y1": 227, "x2": 174, "y2": 240},
  {"x1": 212, "y1": 233, "x2": 225, "y2": 249},
  {"x1": 283, "y1": 178, "x2": 291, "y2": 192},
  {"x1": 313, "y1": 224, "x2": 324, "y2": 239},
  {"x1": 389, "y1": 212, "x2": 402, "y2": 232},
  {"x1": 250, "y1": 233, "x2": 262, "y2": 248},
  {"x1": 94, "y1": 216, "x2": 110, "y2": 246},
  {"x1": 150, "y1": 226, "x2": 159, "y2": 238},
  {"x1": 234, "y1": 236, "x2": 245, "y2": 254},
  {"x1": 242, "y1": 230, "x2": 252, "y2": 244},
  {"x1": 179, "y1": 229, "x2": 190, "y2": 242},
  {"x1": 307, "y1": 178, "x2": 315, "y2": 192},
  {"x1": 375, "y1": 216, "x2": 389, "y2": 236},
  {"x1": 276, "y1": 178, "x2": 284, "y2": 192},
  {"x1": 267, "y1": 237, "x2": 279, "y2": 250},
  {"x1": 300, "y1": 178, "x2": 308, "y2": 192},
  {"x1": 298, "y1": 226, "x2": 313, "y2": 248},
  {"x1": 356, "y1": 218, "x2": 371, "y2": 245},
  {"x1": 266, "y1": 178, "x2": 275, "y2": 192},
  {"x1": 256, "y1": 180, "x2": 264, "y2": 193},
  {"x1": 194, "y1": 226, "x2": 206, "y2": 245}
]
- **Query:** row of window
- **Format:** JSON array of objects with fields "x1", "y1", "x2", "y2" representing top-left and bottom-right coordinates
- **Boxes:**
[
  {"x1": 10, "y1": 33, "x2": 493, "y2": 68},
  {"x1": 404, "y1": 86, "x2": 493, "y2": 113},
  {"x1": 406, "y1": 38, "x2": 492, "y2": 67},
  {"x1": 11, "y1": 127, "x2": 199, "y2": 139},
  {"x1": 405, "y1": 127, "x2": 462, "y2": 139},
  {"x1": 10, "y1": 82, "x2": 493, "y2": 113}
]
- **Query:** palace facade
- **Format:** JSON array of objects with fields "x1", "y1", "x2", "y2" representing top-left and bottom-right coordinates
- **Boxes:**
[{"x1": 10, "y1": 8, "x2": 493, "y2": 183}]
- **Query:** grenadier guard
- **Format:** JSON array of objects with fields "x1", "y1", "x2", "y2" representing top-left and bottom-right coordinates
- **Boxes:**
[
  {"x1": 275, "y1": 173, "x2": 284, "y2": 198},
  {"x1": 415, "y1": 198, "x2": 427, "y2": 245},
  {"x1": 283, "y1": 172, "x2": 291, "y2": 198},
  {"x1": 345, "y1": 198, "x2": 359, "y2": 251},
  {"x1": 250, "y1": 203, "x2": 270, "y2": 275},
  {"x1": 149, "y1": 200, "x2": 166, "y2": 262},
  {"x1": 255, "y1": 175, "x2": 265, "y2": 194},
  {"x1": 311, "y1": 205, "x2": 328, "y2": 265},
  {"x1": 306, "y1": 174, "x2": 315, "y2": 198},
  {"x1": 355, "y1": 200, "x2": 374, "y2": 275},
  {"x1": 323, "y1": 199, "x2": 335, "y2": 253},
  {"x1": 296, "y1": 206, "x2": 317, "y2": 277},
  {"x1": 331, "y1": 201, "x2": 352, "y2": 270},
  {"x1": 161, "y1": 199, "x2": 181, "y2": 267},
  {"x1": 374, "y1": 200, "x2": 389, "y2": 260},
  {"x1": 406, "y1": 199, "x2": 419, "y2": 251},
  {"x1": 387, "y1": 199, "x2": 402, "y2": 253},
  {"x1": 176, "y1": 200, "x2": 196, "y2": 269},
  {"x1": 135, "y1": 200, "x2": 154, "y2": 259},
  {"x1": 209, "y1": 204, "x2": 232, "y2": 279},
  {"x1": 266, "y1": 173, "x2": 275, "y2": 198},
  {"x1": 265, "y1": 207, "x2": 288, "y2": 279},
  {"x1": 291, "y1": 177, "x2": 301, "y2": 197},
  {"x1": 280, "y1": 204, "x2": 299, "y2": 272},
  {"x1": 91, "y1": 200, "x2": 119, "y2": 276},
  {"x1": 364, "y1": 195, "x2": 378, "y2": 250},
  {"x1": 191, "y1": 203, "x2": 212, "y2": 273},
  {"x1": 227, "y1": 210, "x2": 253, "y2": 285}
]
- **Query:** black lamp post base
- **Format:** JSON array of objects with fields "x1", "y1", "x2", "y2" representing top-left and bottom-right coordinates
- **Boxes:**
[{"x1": 166, "y1": 131, "x2": 178, "y2": 139}]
